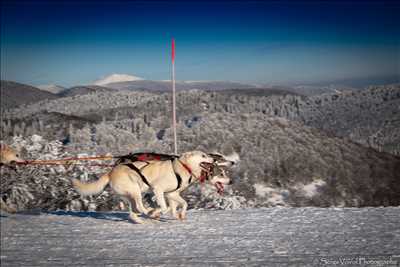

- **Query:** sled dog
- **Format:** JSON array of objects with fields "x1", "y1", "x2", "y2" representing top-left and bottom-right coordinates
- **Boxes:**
[
  {"x1": 0, "y1": 143, "x2": 23, "y2": 166},
  {"x1": 72, "y1": 151, "x2": 232, "y2": 223},
  {"x1": 168, "y1": 163, "x2": 232, "y2": 215},
  {"x1": 0, "y1": 144, "x2": 24, "y2": 213}
]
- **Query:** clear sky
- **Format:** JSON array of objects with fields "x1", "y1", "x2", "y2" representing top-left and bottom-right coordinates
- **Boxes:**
[{"x1": 1, "y1": 0, "x2": 399, "y2": 87}]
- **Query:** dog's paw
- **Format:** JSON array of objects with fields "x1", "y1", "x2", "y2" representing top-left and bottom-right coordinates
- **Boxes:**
[
  {"x1": 0, "y1": 199, "x2": 16, "y2": 214},
  {"x1": 149, "y1": 210, "x2": 161, "y2": 220},
  {"x1": 129, "y1": 213, "x2": 145, "y2": 224},
  {"x1": 178, "y1": 212, "x2": 186, "y2": 221}
]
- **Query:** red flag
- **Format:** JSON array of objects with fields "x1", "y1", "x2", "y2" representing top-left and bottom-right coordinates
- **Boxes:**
[{"x1": 171, "y1": 38, "x2": 175, "y2": 63}]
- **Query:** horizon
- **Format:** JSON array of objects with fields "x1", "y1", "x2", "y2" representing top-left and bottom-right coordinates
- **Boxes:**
[
  {"x1": 1, "y1": 0, "x2": 399, "y2": 87},
  {"x1": 2, "y1": 73, "x2": 400, "y2": 90}
]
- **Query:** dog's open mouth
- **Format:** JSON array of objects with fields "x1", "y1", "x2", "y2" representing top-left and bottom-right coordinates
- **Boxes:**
[{"x1": 200, "y1": 162, "x2": 213, "y2": 173}]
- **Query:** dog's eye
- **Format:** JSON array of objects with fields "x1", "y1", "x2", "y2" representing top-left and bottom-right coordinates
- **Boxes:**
[
  {"x1": 202, "y1": 155, "x2": 206, "y2": 158},
  {"x1": 16, "y1": 154, "x2": 19, "y2": 157}
]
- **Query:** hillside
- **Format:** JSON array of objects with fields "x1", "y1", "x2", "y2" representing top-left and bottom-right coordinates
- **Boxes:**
[
  {"x1": 210, "y1": 87, "x2": 301, "y2": 97},
  {"x1": 4, "y1": 84, "x2": 398, "y2": 154},
  {"x1": 2, "y1": 111, "x2": 96, "y2": 141},
  {"x1": 1, "y1": 114, "x2": 399, "y2": 213},
  {"x1": 0, "y1": 80, "x2": 59, "y2": 109},
  {"x1": 38, "y1": 84, "x2": 65, "y2": 94},
  {"x1": 297, "y1": 85, "x2": 400, "y2": 155},
  {"x1": 106, "y1": 80, "x2": 256, "y2": 91},
  {"x1": 1, "y1": 83, "x2": 399, "y2": 211},
  {"x1": 58, "y1": 85, "x2": 115, "y2": 97},
  {"x1": 175, "y1": 114, "x2": 400, "y2": 208}
]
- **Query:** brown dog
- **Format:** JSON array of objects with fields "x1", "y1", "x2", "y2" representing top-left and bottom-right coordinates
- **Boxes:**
[
  {"x1": 0, "y1": 143, "x2": 24, "y2": 166},
  {"x1": 0, "y1": 143, "x2": 24, "y2": 213}
]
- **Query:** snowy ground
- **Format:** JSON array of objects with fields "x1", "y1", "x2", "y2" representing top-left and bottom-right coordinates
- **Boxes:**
[{"x1": 1, "y1": 208, "x2": 400, "y2": 266}]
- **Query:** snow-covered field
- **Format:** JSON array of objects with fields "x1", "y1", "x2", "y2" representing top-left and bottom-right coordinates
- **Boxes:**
[{"x1": 1, "y1": 208, "x2": 399, "y2": 266}]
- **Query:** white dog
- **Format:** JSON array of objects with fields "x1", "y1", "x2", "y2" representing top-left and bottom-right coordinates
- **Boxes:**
[{"x1": 73, "y1": 151, "x2": 232, "y2": 223}]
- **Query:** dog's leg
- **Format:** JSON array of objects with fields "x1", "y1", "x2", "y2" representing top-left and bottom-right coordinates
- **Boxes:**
[
  {"x1": 175, "y1": 194, "x2": 188, "y2": 220},
  {"x1": 124, "y1": 184, "x2": 151, "y2": 224},
  {"x1": 149, "y1": 188, "x2": 169, "y2": 219},
  {"x1": 167, "y1": 198, "x2": 179, "y2": 219},
  {"x1": 166, "y1": 192, "x2": 188, "y2": 220},
  {"x1": 127, "y1": 199, "x2": 145, "y2": 224},
  {"x1": 121, "y1": 195, "x2": 144, "y2": 224},
  {"x1": 130, "y1": 192, "x2": 151, "y2": 215},
  {"x1": 121, "y1": 196, "x2": 144, "y2": 224},
  {"x1": 127, "y1": 185, "x2": 155, "y2": 224}
]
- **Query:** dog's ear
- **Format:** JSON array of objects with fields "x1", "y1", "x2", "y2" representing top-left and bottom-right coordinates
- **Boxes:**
[
  {"x1": 1, "y1": 144, "x2": 11, "y2": 152},
  {"x1": 182, "y1": 152, "x2": 192, "y2": 160},
  {"x1": 208, "y1": 153, "x2": 223, "y2": 160}
]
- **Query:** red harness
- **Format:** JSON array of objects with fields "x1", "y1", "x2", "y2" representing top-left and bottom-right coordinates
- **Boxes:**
[
  {"x1": 177, "y1": 160, "x2": 209, "y2": 183},
  {"x1": 178, "y1": 160, "x2": 193, "y2": 175}
]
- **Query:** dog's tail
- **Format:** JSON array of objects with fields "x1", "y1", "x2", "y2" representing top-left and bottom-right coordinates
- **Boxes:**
[{"x1": 72, "y1": 173, "x2": 110, "y2": 196}]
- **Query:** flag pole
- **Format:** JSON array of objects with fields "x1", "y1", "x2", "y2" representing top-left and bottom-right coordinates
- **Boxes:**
[{"x1": 172, "y1": 38, "x2": 178, "y2": 154}]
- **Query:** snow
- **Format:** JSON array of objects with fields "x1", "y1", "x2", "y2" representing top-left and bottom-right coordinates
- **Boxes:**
[
  {"x1": 2, "y1": 207, "x2": 399, "y2": 266},
  {"x1": 253, "y1": 184, "x2": 287, "y2": 206},
  {"x1": 300, "y1": 179, "x2": 326, "y2": 198},
  {"x1": 37, "y1": 84, "x2": 65, "y2": 94},
  {"x1": 93, "y1": 74, "x2": 144, "y2": 86}
]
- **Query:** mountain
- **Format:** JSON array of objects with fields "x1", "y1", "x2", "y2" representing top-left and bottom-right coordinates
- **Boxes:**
[
  {"x1": 287, "y1": 75, "x2": 400, "y2": 95},
  {"x1": 93, "y1": 74, "x2": 144, "y2": 86},
  {"x1": 92, "y1": 73, "x2": 255, "y2": 91},
  {"x1": 4, "y1": 83, "x2": 398, "y2": 156},
  {"x1": 0, "y1": 80, "x2": 59, "y2": 109},
  {"x1": 105, "y1": 79, "x2": 257, "y2": 91},
  {"x1": 300, "y1": 75, "x2": 400, "y2": 89},
  {"x1": 58, "y1": 85, "x2": 115, "y2": 97},
  {"x1": 214, "y1": 87, "x2": 302, "y2": 97},
  {"x1": 38, "y1": 84, "x2": 66, "y2": 94},
  {"x1": 291, "y1": 85, "x2": 359, "y2": 96}
]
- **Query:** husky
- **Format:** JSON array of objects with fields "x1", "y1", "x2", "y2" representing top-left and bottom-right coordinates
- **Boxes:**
[
  {"x1": 72, "y1": 151, "x2": 232, "y2": 223},
  {"x1": 208, "y1": 152, "x2": 237, "y2": 168},
  {"x1": 0, "y1": 143, "x2": 24, "y2": 213},
  {"x1": 168, "y1": 163, "x2": 233, "y2": 216},
  {"x1": 0, "y1": 143, "x2": 24, "y2": 167}
]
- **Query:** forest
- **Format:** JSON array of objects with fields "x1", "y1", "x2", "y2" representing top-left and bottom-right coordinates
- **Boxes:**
[{"x1": 1, "y1": 84, "x2": 399, "y2": 211}]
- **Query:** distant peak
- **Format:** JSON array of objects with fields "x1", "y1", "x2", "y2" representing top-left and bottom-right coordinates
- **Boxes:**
[
  {"x1": 93, "y1": 73, "x2": 144, "y2": 86},
  {"x1": 37, "y1": 84, "x2": 65, "y2": 94}
]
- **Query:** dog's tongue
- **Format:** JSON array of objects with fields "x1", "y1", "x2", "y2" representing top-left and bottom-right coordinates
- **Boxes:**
[{"x1": 215, "y1": 182, "x2": 224, "y2": 195}]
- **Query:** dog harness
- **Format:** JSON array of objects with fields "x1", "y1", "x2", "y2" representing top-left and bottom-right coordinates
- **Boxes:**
[
  {"x1": 122, "y1": 158, "x2": 188, "y2": 192},
  {"x1": 123, "y1": 163, "x2": 152, "y2": 187},
  {"x1": 118, "y1": 152, "x2": 211, "y2": 192},
  {"x1": 171, "y1": 168, "x2": 183, "y2": 192},
  {"x1": 116, "y1": 152, "x2": 178, "y2": 165},
  {"x1": 173, "y1": 159, "x2": 193, "y2": 189}
]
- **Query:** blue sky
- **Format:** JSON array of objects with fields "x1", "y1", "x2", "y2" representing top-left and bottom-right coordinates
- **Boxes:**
[{"x1": 1, "y1": 0, "x2": 399, "y2": 87}]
